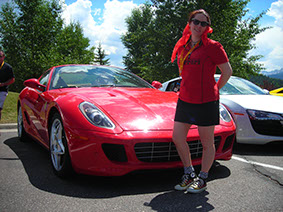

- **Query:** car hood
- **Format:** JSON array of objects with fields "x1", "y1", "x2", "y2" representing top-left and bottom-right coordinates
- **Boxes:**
[
  {"x1": 69, "y1": 88, "x2": 179, "y2": 131},
  {"x1": 220, "y1": 94, "x2": 283, "y2": 114}
]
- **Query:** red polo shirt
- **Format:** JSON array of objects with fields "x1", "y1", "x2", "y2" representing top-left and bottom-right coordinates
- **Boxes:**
[{"x1": 178, "y1": 38, "x2": 228, "y2": 104}]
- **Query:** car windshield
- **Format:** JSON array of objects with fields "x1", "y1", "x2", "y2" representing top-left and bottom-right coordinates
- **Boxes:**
[
  {"x1": 216, "y1": 77, "x2": 267, "y2": 95},
  {"x1": 50, "y1": 65, "x2": 152, "y2": 89}
]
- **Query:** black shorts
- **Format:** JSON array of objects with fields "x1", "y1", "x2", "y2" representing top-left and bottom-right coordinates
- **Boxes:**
[{"x1": 174, "y1": 98, "x2": 219, "y2": 126}]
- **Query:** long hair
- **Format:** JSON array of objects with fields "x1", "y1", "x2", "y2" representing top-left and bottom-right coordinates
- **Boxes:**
[{"x1": 171, "y1": 9, "x2": 213, "y2": 63}]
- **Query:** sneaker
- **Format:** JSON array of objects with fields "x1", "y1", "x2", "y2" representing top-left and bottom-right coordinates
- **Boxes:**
[
  {"x1": 174, "y1": 172, "x2": 196, "y2": 191},
  {"x1": 187, "y1": 177, "x2": 207, "y2": 193}
]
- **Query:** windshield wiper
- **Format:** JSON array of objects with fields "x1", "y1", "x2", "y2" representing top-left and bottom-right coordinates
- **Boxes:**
[{"x1": 92, "y1": 84, "x2": 116, "y2": 87}]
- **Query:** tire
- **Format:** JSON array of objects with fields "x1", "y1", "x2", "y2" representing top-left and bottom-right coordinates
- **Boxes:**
[
  {"x1": 17, "y1": 105, "x2": 28, "y2": 142},
  {"x1": 49, "y1": 113, "x2": 73, "y2": 178}
]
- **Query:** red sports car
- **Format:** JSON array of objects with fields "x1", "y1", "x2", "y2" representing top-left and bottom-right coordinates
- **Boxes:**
[{"x1": 18, "y1": 64, "x2": 236, "y2": 178}]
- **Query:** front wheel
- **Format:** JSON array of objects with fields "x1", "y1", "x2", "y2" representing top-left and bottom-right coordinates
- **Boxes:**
[
  {"x1": 17, "y1": 105, "x2": 28, "y2": 142},
  {"x1": 49, "y1": 113, "x2": 73, "y2": 178}
]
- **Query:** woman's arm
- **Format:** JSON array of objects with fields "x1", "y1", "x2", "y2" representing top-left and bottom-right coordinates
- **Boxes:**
[{"x1": 217, "y1": 62, "x2": 232, "y2": 89}]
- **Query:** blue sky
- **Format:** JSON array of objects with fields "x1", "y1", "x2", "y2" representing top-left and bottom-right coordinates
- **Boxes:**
[
  {"x1": 61, "y1": 0, "x2": 283, "y2": 72},
  {"x1": 1, "y1": 0, "x2": 282, "y2": 72}
]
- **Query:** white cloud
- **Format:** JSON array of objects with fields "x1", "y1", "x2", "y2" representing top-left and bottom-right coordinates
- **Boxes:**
[
  {"x1": 93, "y1": 8, "x2": 101, "y2": 16},
  {"x1": 62, "y1": 0, "x2": 283, "y2": 72},
  {"x1": 251, "y1": 27, "x2": 283, "y2": 71},
  {"x1": 267, "y1": 0, "x2": 283, "y2": 30},
  {"x1": 62, "y1": 0, "x2": 94, "y2": 25},
  {"x1": 252, "y1": 0, "x2": 283, "y2": 72},
  {"x1": 61, "y1": 0, "x2": 138, "y2": 67}
]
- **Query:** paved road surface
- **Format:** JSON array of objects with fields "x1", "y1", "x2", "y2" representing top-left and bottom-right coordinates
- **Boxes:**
[{"x1": 1, "y1": 129, "x2": 282, "y2": 212}]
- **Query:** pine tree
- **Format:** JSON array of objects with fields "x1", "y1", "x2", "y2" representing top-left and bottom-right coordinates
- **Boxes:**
[{"x1": 94, "y1": 42, "x2": 110, "y2": 65}]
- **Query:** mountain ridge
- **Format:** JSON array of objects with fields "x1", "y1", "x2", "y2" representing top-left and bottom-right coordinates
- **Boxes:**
[{"x1": 261, "y1": 68, "x2": 283, "y2": 80}]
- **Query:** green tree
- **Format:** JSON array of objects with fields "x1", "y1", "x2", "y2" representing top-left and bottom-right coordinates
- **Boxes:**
[
  {"x1": 52, "y1": 22, "x2": 95, "y2": 65},
  {"x1": 94, "y1": 42, "x2": 110, "y2": 65},
  {"x1": 122, "y1": 4, "x2": 155, "y2": 76},
  {"x1": 0, "y1": 0, "x2": 95, "y2": 92},
  {"x1": 122, "y1": 0, "x2": 268, "y2": 82}
]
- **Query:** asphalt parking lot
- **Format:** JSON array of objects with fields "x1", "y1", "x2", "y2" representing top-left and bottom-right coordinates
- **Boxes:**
[{"x1": 1, "y1": 126, "x2": 283, "y2": 212}]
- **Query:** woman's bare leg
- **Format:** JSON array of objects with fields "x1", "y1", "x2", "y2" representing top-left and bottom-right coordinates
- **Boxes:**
[
  {"x1": 172, "y1": 121, "x2": 192, "y2": 167},
  {"x1": 198, "y1": 125, "x2": 215, "y2": 173}
]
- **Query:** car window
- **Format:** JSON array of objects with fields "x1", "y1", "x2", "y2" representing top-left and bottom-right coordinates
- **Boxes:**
[
  {"x1": 216, "y1": 77, "x2": 266, "y2": 95},
  {"x1": 39, "y1": 69, "x2": 51, "y2": 88},
  {"x1": 50, "y1": 65, "x2": 153, "y2": 90},
  {"x1": 166, "y1": 76, "x2": 266, "y2": 95},
  {"x1": 166, "y1": 80, "x2": 181, "y2": 92}
]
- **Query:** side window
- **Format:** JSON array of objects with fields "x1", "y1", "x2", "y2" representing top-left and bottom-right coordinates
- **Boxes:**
[
  {"x1": 39, "y1": 69, "x2": 51, "y2": 89},
  {"x1": 167, "y1": 80, "x2": 181, "y2": 92}
]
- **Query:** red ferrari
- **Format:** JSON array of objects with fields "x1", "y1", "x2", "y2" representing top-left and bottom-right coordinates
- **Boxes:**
[{"x1": 18, "y1": 64, "x2": 236, "y2": 178}]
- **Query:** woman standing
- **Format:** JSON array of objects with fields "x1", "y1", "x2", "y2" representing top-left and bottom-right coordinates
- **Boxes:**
[{"x1": 171, "y1": 9, "x2": 232, "y2": 193}]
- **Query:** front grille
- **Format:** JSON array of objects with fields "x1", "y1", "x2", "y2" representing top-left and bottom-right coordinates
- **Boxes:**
[
  {"x1": 250, "y1": 120, "x2": 283, "y2": 136},
  {"x1": 134, "y1": 136, "x2": 221, "y2": 163}
]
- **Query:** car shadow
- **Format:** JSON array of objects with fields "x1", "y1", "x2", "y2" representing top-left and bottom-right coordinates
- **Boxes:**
[
  {"x1": 233, "y1": 142, "x2": 283, "y2": 156},
  {"x1": 4, "y1": 136, "x2": 230, "y2": 201}
]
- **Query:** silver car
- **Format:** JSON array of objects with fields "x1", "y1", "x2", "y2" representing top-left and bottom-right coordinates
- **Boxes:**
[{"x1": 160, "y1": 75, "x2": 283, "y2": 145}]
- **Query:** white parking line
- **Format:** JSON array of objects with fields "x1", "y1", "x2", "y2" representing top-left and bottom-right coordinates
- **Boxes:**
[
  {"x1": 0, "y1": 129, "x2": 17, "y2": 133},
  {"x1": 232, "y1": 155, "x2": 283, "y2": 171}
]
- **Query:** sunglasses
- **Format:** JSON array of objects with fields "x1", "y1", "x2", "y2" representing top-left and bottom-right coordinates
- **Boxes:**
[
  {"x1": 191, "y1": 19, "x2": 209, "y2": 27},
  {"x1": 0, "y1": 55, "x2": 4, "y2": 58}
]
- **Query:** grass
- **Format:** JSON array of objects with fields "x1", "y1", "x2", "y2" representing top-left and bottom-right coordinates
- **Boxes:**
[{"x1": 1, "y1": 91, "x2": 18, "y2": 123}]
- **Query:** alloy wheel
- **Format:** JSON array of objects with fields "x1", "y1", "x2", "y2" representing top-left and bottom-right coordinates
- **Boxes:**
[{"x1": 50, "y1": 118, "x2": 66, "y2": 171}]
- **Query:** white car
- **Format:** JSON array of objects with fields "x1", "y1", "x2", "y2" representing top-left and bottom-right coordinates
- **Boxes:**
[{"x1": 160, "y1": 75, "x2": 283, "y2": 145}]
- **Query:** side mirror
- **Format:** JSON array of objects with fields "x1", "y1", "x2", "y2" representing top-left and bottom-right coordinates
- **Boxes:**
[
  {"x1": 152, "y1": 81, "x2": 162, "y2": 89},
  {"x1": 263, "y1": 89, "x2": 269, "y2": 94},
  {"x1": 24, "y1": 78, "x2": 46, "y2": 92}
]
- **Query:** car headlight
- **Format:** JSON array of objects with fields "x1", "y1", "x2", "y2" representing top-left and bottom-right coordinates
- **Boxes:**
[
  {"x1": 219, "y1": 104, "x2": 232, "y2": 122},
  {"x1": 247, "y1": 109, "x2": 283, "y2": 121},
  {"x1": 79, "y1": 102, "x2": 115, "y2": 129}
]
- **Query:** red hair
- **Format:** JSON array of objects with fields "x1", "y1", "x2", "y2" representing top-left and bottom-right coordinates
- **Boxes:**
[{"x1": 171, "y1": 9, "x2": 213, "y2": 63}]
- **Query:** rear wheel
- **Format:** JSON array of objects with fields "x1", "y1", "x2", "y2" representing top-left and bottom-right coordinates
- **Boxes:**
[
  {"x1": 49, "y1": 113, "x2": 73, "y2": 178},
  {"x1": 17, "y1": 105, "x2": 28, "y2": 142}
]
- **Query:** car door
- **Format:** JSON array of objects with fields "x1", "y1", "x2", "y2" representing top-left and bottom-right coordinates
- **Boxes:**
[{"x1": 24, "y1": 70, "x2": 51, "y2": 144}]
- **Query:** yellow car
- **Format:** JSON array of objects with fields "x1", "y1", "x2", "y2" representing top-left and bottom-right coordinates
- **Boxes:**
[{"x1": 269, "y1": 87, "x2": 283, "y2": 97}]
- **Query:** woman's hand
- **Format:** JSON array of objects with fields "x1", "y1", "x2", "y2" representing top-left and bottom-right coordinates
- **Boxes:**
[{"x1": 217, "y1": 62, "x2": 232, "y2": 89}]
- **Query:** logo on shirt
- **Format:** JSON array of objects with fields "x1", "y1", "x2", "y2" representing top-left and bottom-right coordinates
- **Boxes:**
[{"x1": 185, "y1": 59, "x2": 200, "y2": 65}]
